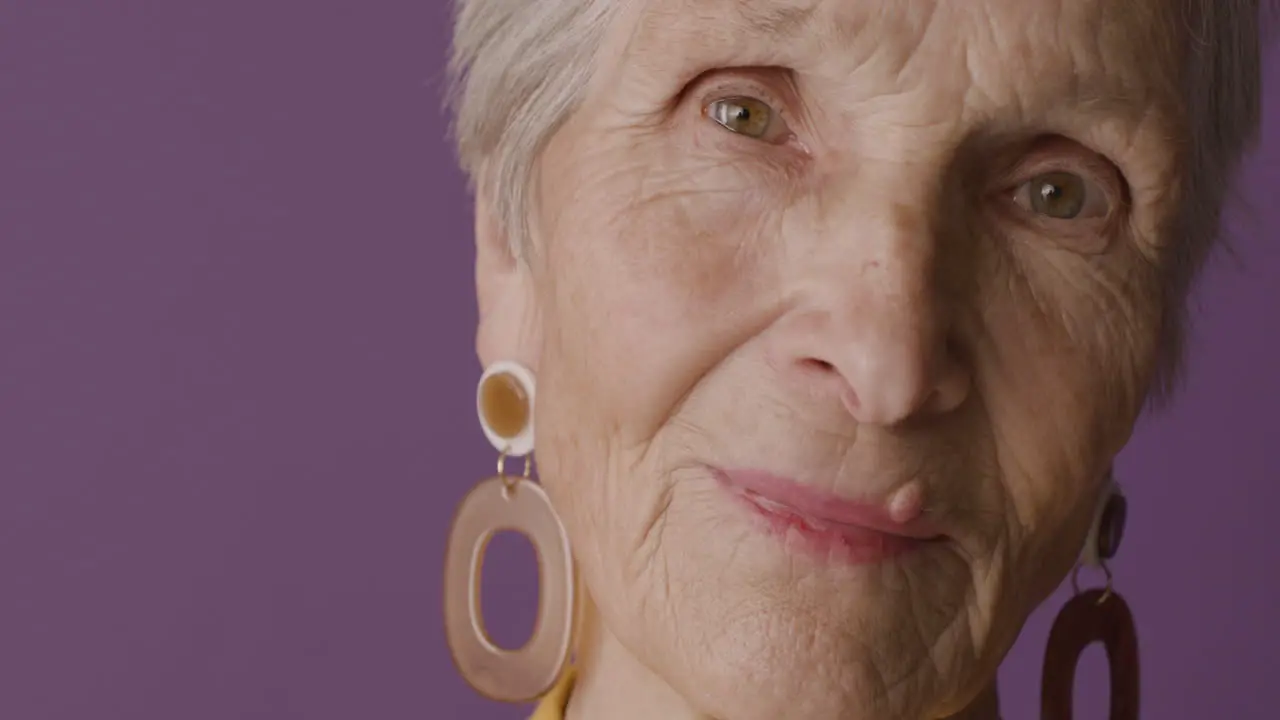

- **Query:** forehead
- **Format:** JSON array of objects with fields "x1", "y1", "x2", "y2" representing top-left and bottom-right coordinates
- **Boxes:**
[
  {"x1": 614, "y1": 0, "x2": 1187, "y2": 135},
  {"x1": 626, "y1": 0, "x2": 1184, "y2": 66}
]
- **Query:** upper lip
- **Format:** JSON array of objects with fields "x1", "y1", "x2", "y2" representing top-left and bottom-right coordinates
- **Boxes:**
[{"x1": 713, "y1": 467, "x2": 944, "y2": 540}]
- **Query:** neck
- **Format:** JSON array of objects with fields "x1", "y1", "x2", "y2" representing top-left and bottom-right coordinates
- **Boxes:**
[{"x1": 563, "y1": 602, "x2": 1001, "y2": 720}]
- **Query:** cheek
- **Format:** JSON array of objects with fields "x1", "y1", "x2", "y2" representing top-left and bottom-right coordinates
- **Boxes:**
[
  {"x1": 535, "y1": 129, "x2": 797, "y2": 447},
  {"x1": 972, "y1": 232, "x2": 1162, "y2": 531},
  {"x1": 530, "y1": 129, "x2": 806, "y2": 584}
]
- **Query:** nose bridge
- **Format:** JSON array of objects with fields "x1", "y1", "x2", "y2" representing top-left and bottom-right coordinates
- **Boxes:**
[
  {"x1": 836, "y1": 197, "x2": 942, "y2": 391},
  {"x1": 813, "y1": 166, "x2": 940, "y2": 317},
  {"x1": 862, "y1": 200, "x2": 934, "y2": 300},
  {"x1": 782, "y1": 162, "x2": 967, "y2": 425}
]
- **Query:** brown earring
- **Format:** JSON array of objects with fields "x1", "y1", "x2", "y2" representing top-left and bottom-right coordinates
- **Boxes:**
[
  {"x1": 443, "y1": 361, "x2": 577, "y2": 703},
  {"x1": 1041, "y1": 476, "x2": 1139, "y2": 720}
]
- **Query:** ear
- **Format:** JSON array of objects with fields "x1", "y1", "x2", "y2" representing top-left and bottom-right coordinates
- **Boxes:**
[{"x1": 474, "y1": 178, "x2": 541, "y2": 373}]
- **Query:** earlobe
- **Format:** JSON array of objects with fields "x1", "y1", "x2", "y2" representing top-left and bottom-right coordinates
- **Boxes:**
[{"x1": 472, "y1": 176, "x2": 541, "y2": 371}]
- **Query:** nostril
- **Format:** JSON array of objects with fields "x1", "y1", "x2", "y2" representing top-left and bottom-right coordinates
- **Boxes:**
[
  {"x1": 920, "y1": 388, "x2": 939, "y2": 411},
  {"x1": 801, "y1": 358, "x2": 836, "y2": 373}
]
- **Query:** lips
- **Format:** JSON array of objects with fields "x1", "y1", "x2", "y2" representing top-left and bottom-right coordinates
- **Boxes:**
[{"x1": 712, "y1": 468, "x2": 943, "y2": 564}]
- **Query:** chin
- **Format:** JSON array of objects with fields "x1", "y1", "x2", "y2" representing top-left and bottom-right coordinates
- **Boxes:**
[
  {"x1": 669, "y1": 609, "x2": 976, "y2": 720},
  {"x1": 666, "y1": 629, "x2": 946, "y2": 720},
  {"x1": 631, "y1": 515, "x2": 975, "y2": 720}
]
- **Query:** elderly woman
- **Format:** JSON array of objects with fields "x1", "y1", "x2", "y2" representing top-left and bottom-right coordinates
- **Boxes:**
[{"x1": 440, "y1": 0, "x2": 1266, "y2": 718}]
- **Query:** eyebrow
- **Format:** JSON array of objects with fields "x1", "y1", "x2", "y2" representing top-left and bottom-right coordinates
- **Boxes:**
[
  {"x1": 735, "y1": 4, "x2": 820, "y2": 40},
  {"x1": 630, "y1": 1, "x2": 1179, "y2": 157},
  {"x1": 622, "y1": 0, "x2": 828, "y2": 80}
]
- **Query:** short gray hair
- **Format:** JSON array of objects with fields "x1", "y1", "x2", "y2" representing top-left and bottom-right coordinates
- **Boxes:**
[
  {"x1": 447, "y1": 0, "x2": 616, "y2": 254},
  {"x1": 445, "y1": 0, "x2": 1270, "y2": 396}
]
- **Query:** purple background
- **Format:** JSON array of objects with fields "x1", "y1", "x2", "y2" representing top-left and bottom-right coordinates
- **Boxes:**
[{"x1": 1, "y1": 4, "x2": 1276, "y2": 719}]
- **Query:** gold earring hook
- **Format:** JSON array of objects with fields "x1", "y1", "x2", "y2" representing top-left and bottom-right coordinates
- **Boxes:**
[
  {"x1": 1070, "y1": 561, "x2": 1114, "y2": 605},
  {"x1": 496, "y1": 449, "x2": 534, "y2": 498}
]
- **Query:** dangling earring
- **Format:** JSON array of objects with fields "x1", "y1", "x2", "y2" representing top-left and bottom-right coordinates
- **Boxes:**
[
  {"x1": 1041, "y1": 472, "x2": 1139, "y2": 720},
  {"x1": 443, "y1": 361, "x2": 577, "y2": 703}
]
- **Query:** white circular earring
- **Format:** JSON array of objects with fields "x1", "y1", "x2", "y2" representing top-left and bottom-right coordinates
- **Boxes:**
[
  {"x1": 443, "y1": 361, "x2": 577, "y2": 703},
  {"x1": 475, "y1": 360, "x2": 537, "y2": 458}
]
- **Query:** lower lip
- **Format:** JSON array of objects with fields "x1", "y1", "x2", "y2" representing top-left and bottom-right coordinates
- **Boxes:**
[{"x1": 715, "y1": 475, "x2": 928, "y2": 565}]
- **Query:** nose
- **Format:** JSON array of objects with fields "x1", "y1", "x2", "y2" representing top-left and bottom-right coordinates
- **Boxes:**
[
  {"x1": 777, "y1": 206, "x2": 971, "y2": 426},
  {"x1": 802, "y1": 314, "x2": 970, "y2": 425}
]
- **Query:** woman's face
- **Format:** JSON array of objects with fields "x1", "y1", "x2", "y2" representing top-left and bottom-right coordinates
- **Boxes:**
[{"x1": 477, "y1": 0, "x2": 1185, "y2": 717}]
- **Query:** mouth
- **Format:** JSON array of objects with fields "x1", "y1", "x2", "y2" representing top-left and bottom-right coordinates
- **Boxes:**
[{"x1": 711, "y1": 468, "x2": 945, "y2": 565}]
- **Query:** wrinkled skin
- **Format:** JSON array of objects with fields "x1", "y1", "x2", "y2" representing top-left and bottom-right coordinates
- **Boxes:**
[{"x1": 474, "y1": 0, "x2": 1187, "y2": 717}]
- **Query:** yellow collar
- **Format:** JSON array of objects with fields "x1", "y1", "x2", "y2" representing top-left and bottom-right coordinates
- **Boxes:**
[{"x1": 529, "y1": 667, "x2": 576, "y2": 720}]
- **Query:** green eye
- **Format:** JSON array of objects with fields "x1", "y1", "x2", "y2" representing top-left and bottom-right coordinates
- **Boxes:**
[
  {"x1": 706, "y1": 96, "x2": 777, "y2": 139},
  {"x1": 1026, "y1": 171, "x2": 1088, "y2": 219}
]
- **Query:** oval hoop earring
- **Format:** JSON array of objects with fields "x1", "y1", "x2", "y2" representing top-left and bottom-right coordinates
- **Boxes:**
[
  {"x1": 443, "y1": 361, "x2": 577, "y2": 703},
  {"x1": 1041, "y1": 472, "x2": 1139, "y2": 720}
]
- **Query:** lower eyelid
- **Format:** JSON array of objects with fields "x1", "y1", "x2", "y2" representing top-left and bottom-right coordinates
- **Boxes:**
[{"x1": 995, "y1": 207, "x2": 1117, "y2": 255}]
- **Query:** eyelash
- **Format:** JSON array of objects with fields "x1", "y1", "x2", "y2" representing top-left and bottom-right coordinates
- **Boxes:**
[{"x1": 698, "y1": 82, "x2": 786, "y2": 112}]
